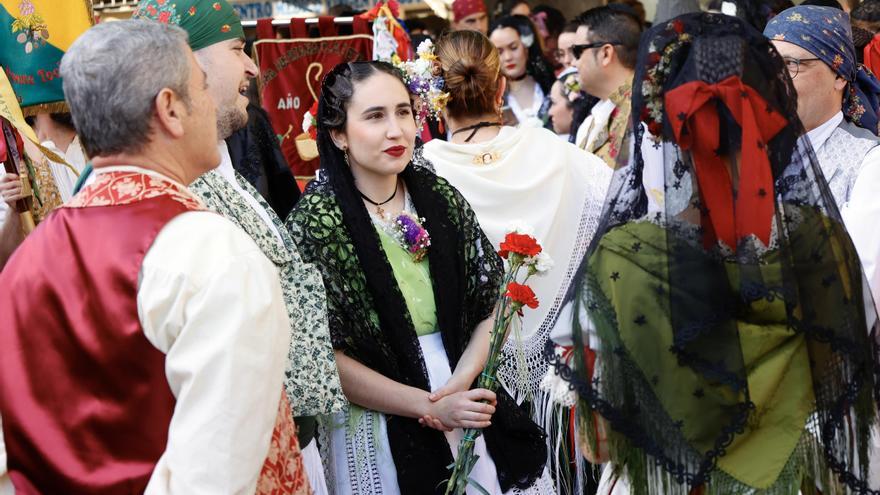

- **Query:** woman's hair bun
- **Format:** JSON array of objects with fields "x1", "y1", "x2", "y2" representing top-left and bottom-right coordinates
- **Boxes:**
[{"x1": 436, "y1": 31, "x2": 501, "y2": 119}]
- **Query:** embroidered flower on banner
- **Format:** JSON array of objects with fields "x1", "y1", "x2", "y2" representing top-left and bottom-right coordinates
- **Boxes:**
[
  {"x1": 12, "y1": 0, "x2": 49, "y2": 53},
  {"x1": 301, "y1": 101, "x2": 318, "y2": 140}
]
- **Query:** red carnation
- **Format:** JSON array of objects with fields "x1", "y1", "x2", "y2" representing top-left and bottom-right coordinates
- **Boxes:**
[
  {"x1": 505, "y1": 282, "x2": 539, "y2": 309},
  {"x1": 158, "y1": 11, "x2": 171, "y2": 23},
  {"x1": 213, "y1": 2, "x2": 221, "y2": 10},
  {"x1": 498, "y1": 232, "x2": 541, "y2": 259}
]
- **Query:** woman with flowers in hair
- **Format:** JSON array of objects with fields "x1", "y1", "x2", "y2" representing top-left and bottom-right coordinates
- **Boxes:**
[
  {"x1": 490, "y1": 15, "x2": 556, "y2": 128},
  {"x1": 548, "y1": 68, "x2": 590, "y2": 142},
  {"x1": 423, "y1": 28, "x2": 612, "y2": 494},
  {"x1": 287, "y1": 60, "x2": 551, "y2": 494}
]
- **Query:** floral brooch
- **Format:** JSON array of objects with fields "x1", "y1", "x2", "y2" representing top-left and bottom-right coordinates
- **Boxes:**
[{"x1": 378, "y1": 211, "x2": 431, "y2": 262}]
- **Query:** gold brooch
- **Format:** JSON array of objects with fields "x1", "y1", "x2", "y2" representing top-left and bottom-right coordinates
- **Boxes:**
[{"x1": 472, "y1": 150, "x2": 501, "y2": 165}]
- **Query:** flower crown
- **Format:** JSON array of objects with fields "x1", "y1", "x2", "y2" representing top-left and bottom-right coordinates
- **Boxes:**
[
  {"x1": 640, "y1": 19, "x2": 693, "y2": 137},
  {"x1": 559, "y1": 71, "x2": 583, "y2": 104},
  {"x1": 390, "y1": 39, "x2": 450, "y2": 128}
]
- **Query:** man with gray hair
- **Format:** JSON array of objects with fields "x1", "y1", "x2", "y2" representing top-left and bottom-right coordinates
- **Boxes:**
[
  {"x1": 133, "y1": 3, "x2": 346, "y2": 493},
  {"x1": 0, "y1": 20, "x2": 308, "y2": 494}
]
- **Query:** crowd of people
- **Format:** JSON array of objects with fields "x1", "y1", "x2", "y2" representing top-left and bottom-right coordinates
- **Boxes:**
[{"x1": 1, "y1": 0, "x2": 880, "y2": 494}]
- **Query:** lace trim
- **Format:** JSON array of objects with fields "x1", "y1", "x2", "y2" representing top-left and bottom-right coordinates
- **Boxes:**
[{"x1": 497, "y1": 177, "x2": 607, "y2": 402}]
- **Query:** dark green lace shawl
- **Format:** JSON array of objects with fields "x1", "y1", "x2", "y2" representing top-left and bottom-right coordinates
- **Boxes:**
[{"x1": 287, "y1": 164, "x2": 547, "y2": 493}]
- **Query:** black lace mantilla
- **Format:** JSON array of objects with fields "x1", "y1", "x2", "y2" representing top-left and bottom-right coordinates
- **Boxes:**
[
  {"x1": 550, "y1": 13, "x2": 880, "y2": 494},
  {"x1": 288, "y1": 163, "x2": 547, "y2": 493}
]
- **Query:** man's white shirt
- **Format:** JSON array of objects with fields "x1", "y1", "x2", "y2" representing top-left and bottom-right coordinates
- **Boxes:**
[{"x1": 0, "y1": 166, "x2": 292, "y2": 494}]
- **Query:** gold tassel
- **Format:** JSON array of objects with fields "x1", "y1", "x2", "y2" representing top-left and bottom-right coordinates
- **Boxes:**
[{"x1": 20, "y1": 101, "x2": 69, "y2": 118}]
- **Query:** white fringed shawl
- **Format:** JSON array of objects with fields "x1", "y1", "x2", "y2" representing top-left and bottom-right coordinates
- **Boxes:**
[{"x1": 424, "y1": 126, "x2": 612, "y2": 400}]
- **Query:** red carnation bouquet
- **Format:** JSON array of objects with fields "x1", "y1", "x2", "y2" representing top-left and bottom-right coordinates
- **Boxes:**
[{"x1": 445, "y1": 225, "x2": 552, "y2": 495}]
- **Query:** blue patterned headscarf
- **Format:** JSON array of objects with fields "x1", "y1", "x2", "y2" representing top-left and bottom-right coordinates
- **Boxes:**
[{"x1": 765, "y1": 5, "x2": 880, "y2": 135}]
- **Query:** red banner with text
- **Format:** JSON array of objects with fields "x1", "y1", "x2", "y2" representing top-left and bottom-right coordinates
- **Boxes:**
[{"x1": 254, "y1": 19, "x2": 372, "y2": 179}]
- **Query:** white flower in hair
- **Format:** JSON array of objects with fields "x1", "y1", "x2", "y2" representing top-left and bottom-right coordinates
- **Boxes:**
[
  {"x1": 521, "y1": 32, "x2": 534, "y2": 48},
  {"x1": 413, "y1": 57, "x2": 432, "y2": 76},
  {"x1": 416, "y1": 38, "x2": 434, "y2": 57}
]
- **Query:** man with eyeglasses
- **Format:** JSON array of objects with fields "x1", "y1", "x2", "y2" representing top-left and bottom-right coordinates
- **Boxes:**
[
  {"x1": 765, "y1": 6, "x2": 880, "y2": 206},
  {"x1": 766, "y1": 6, "x2": 880, "y2": 325},
  {"x1": 571, "y1": 6, "x2": 643, "y2": 168}
]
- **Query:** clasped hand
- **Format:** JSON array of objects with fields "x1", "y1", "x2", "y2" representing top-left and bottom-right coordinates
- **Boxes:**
[{"x1": 418, "y1": 374, "x2": 498, "y2": 432}]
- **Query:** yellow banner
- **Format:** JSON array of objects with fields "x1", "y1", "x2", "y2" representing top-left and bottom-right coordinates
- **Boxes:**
[
  {"x1": 1, "y1": 0, "x2": 93, "y2": 52},
  {"x1": 0, "y1": 66, "x2": 66, "y2": 164}
]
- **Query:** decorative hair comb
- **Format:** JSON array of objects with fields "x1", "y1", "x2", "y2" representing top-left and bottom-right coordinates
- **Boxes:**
[{"x1": 640, "y1": 19, "x2": 694, "y2": 137}]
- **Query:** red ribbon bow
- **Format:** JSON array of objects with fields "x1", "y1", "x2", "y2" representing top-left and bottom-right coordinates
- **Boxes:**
[{"x1": 664, "y1": 75, "x2": 788, "y2": 250}]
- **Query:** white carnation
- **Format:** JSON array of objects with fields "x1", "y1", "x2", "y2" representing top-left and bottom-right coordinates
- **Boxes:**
[{"x1": 529, "y1": 251, "x2": 554, "y2": 275}]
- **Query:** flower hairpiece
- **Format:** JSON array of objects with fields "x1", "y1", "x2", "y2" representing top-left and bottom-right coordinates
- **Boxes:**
[
  {"x1": 640, "y1": 19, "x2": 692, "y2": 137},
  {"x1": 391, "y1": 39, "x2": 450, "y2": 127},
  {"x1": 561, "y1": 73, "x2": 582, "y2": 103}
]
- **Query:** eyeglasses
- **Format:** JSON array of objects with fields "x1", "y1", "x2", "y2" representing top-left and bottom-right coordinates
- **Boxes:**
[
  {"x1": 783, "y1": 56, "x2": 821, "y2": 79},
  {"x1": 571, "y1": 41, "x2": 623, "y2": 60}
]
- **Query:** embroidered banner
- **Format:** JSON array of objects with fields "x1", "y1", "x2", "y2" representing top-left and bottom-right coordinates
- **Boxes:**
[
  {"x1": 254, "y1": 18, "x2": 372, "y2": 180},
  {"x1": 0, "y1": 0, "x2": 93, "y2": 114}
]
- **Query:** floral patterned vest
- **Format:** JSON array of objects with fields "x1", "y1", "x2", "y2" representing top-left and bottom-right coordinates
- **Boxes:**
[{"x1": 189, "y1": 168, "x2": 346, "y2": 417}]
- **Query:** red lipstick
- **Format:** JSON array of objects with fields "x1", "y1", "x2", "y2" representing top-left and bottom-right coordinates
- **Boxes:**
[{"x1": 384, "y1": 145, "x2": 406, "y2": 157}]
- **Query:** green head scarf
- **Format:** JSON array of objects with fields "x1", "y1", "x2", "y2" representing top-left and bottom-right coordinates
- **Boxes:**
[{"x1": 133, "y1": 0, "x2": 244, "y2": 51}]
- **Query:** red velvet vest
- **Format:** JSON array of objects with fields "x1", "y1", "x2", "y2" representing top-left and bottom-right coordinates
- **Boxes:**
[{"x1": 0, "y1": 172, "x2": 198, "y2": 494}]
